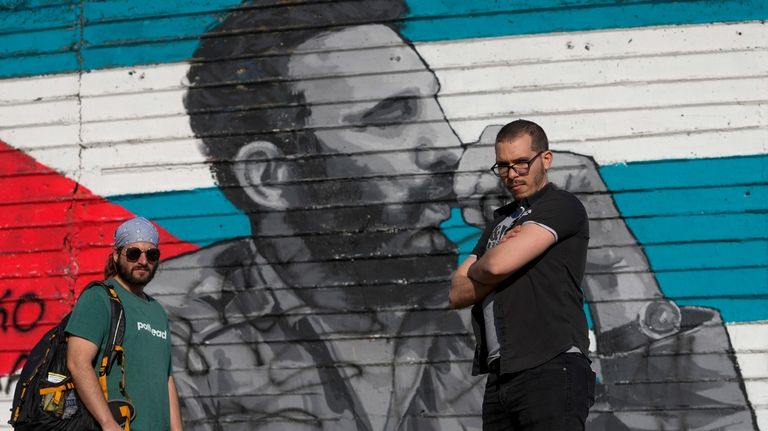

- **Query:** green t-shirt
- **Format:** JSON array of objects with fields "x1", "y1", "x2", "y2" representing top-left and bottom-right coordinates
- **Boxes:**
[{"x1": 66, "y1": 279, "x2": 172, "y2": 431}]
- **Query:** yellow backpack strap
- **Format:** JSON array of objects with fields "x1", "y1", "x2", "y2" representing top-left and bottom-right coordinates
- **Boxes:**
[
  {"x1": 120, "y1": 405, "x2": 132, "y2": 431},
  {"x1": 93, "y1": 282, "x2": 133, "y2": 423}
]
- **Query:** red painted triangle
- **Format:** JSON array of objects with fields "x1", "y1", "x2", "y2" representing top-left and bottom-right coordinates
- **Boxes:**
[{"x1": 0, "y1": 141, "x2": 200, "y2": 377}]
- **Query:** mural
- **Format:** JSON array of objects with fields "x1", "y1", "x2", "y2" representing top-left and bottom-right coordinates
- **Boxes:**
[{"x1": 1, "y1": 0, "x2": 766, "y2": 430}]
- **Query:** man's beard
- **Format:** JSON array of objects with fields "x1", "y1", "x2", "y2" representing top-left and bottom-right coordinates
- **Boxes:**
[{"x1": 116, "y1": 258, "x2": 157, "y2": 287}]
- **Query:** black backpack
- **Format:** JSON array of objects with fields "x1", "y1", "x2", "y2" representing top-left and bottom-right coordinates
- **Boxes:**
[{"x1": 9, "y1": 281, "x2": 133, "y2": 430}]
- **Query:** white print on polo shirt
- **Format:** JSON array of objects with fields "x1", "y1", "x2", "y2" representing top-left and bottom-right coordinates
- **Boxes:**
[
  {"x1": 137, "y1": 322, "x2": 167, "y2": 339},
  {"x1": 486, "y1": 206, "x2": 532, "y2": 250}
]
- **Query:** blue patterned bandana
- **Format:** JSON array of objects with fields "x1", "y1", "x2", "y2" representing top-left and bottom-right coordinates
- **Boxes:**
[{"x1": 114, "y1": 217, "x2": 159, "y2": 248}]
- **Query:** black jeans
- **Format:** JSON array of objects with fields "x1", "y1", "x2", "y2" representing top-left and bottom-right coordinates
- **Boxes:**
[{"x1": 482, "y1": 352, "x2": 596, "y2": 430}]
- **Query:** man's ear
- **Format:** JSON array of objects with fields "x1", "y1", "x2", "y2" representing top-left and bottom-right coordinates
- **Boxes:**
[
  {"x1": 542, "y1": 150, "x2": 554, "y2": 171},
  {"x1": 233, "y1": 140, "x2": 294, "y2": 210}
]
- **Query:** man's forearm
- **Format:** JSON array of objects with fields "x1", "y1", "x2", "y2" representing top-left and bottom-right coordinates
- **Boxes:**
[
  {"x1": 467, "y1": 224, "x2": 557, "y2": 285},
  {"x1": 169, "y1": 376, "x2": 184, "y2": 431},
  {"x1": 467, "y1": 259, "x2": 500, "y2": 285},
  {"x1": 68, "y1": 361, "x2": 120, "y2": 429}
]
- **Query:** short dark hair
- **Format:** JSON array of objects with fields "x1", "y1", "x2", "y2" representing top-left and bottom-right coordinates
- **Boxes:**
[
  {"x1": 495, "y1": 119, "x2": 549, "y2": 152},
  {"x1": 184, "y1": 1, "x2": 409, "y2": 209}
]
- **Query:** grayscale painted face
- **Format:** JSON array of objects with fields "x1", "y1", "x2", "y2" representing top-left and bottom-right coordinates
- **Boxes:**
[{"x1": 288, "y1": 25, "x2": 462, "y2": 234}]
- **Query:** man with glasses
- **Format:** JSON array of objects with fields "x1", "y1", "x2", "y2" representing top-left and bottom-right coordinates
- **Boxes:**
[
  {"x1": 66, "y1": 217, "x2": 183, "y2": 431},
  {"x1": 450, "y1": 120, "x2": 595, "y2": 430}
]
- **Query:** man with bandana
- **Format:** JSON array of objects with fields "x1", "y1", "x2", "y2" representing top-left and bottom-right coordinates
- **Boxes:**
[{"x1": 66, "y1": 217, "x2": 183, "y2": 431}]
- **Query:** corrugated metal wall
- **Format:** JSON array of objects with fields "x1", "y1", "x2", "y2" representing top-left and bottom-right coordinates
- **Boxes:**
[{"x1": 1, "y1": 1, "x2": 766, "y2": 429}]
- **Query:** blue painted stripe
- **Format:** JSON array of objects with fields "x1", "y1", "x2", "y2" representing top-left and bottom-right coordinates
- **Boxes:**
[
  {"x1": 2, "y1": 0, "x2": 768, "y2": 78},
  {"x1": 611, "y1": 185, "x2": 768, "y2": 217},
  {"x1": 0, "y1": 3, "x2": 77, "y2": 34},
  {"x1": 84, "y1": 15, "x2": 224, "y2": 46},
  {"x1": 109, "y1": 187, "x2": 251, "y2": 247},
  {"x1": 0, "y1": 27, "x2": 76, "y2": 57},
  {"x1": 602, "y1": 156, "x2": 768, "y2": 323},
  {"x1": 402, "y1": 0, "x2": 768, "y2": 41},
  {"x1": 627, "y1": 213, "x2": 767, "y2": 243},
  {"x1": 0, "y1": 0, "x2": 73, "y2": 12},
  {"x1": 675, "y1": 298, "x2": 768, "y2": 323},
  {"x1": 645, "y1": 240, "x2": 767, "y2": 271},
  {"x1": 84, "y1": 0, "x2": 239, "y2": 22},
  {"x1": 3, "y1": 51, "x2": 78, "y2": 77},
  {"x1": 599, "y1": 154, "x2": 768, "y2": 191},
  {"x1": 657, "y1": 268, "x2": 768, "y2": 297},
  {"x1": 82, "y1": 40, "x2": 201, "y2": 71}
]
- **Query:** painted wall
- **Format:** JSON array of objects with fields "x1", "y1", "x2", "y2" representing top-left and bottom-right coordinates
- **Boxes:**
[{"x1": 1, "y1": 0, "x2": 767, "y2": 429}]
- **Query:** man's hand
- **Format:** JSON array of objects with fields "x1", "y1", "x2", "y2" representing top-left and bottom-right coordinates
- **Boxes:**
[
  {"x1": 449, "y1": 255, "x2": 497, "y2": 309},
  {"x1": 67, "y1": 336, "x2": 123, "y2": 431},
  {"x1": 101, "y1": 422, "x2": 125, "y2": 431}
]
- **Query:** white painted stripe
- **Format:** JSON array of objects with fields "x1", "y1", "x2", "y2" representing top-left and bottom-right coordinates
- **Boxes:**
[
  {"x1": 734, "y1": 353, "x2": 768, "y2": 379},
  {"x1": 0, "y1": 21, "x2": 766, "y2": 197},
  {"x1": 80, "y1": 63, "x2": 191, "y2": 96},
  {"x1": 0, "y1": 99, "x2": 78, "y2": 127},
  {"x1": 759, "y1": 409, "x2": 768, "y2": 431},
  {"x1": 78, "y1": 163, "x2": 215, "y2": 197},
  {"x1": 80, "y1": 115, "x2": 195, "y2": 144},
  {"x1": 451, "y1": 103, "x2": 767, "y2": 152},
  {"x1": 729, "y1": 321, "x2": 768, "y2": 430},
  {"x1": 727, "y1": 321, "x2": 768, "y2": 351},
  {"x1": 437, "y1": 77, "x2": 768, "y2": 143},
  {"x1": 554, "y1": 128, "x2": 768, "y2": 164},
  {"x1": 414, "y1": 22, "x2": 768, "y2": 68},
  {"x1": 81, "y1": 89, "x2": 188, "y2": 121},
  {"x1": 431, "y1": 51, "x2": 768, "y2": 96},
  {"x1": 18, "y1": 139, "x2": 216, "y2": 196},
  {"x1": 0, "y1": 74, "x2": 79, "y2": 105},
  {"x1": 0, "y1": 124, "x2": 80, "y2": 148}
]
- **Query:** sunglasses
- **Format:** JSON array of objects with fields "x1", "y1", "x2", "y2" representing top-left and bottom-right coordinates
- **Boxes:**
[{"x1": 123, "y1": 247, "x2": 161, "y2": 263}]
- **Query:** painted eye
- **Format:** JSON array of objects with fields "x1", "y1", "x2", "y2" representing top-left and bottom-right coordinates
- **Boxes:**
[{"x1": 361, "y1": 95, "x2": 418, "y2": 126}]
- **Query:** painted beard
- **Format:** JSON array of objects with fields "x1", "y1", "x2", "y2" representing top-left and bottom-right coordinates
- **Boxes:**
[{"x1": 116, "y1": 256, "x2": 157, "y2": 287}]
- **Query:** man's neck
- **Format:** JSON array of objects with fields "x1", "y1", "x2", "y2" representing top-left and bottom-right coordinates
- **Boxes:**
[{"x1": 114, "y1": 275, "x2": 147, "y2": 299}]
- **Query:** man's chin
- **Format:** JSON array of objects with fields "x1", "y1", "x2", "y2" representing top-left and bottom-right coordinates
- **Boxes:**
[{"x1": 120, "y1": 270, "x2": 155, "y2": 287}]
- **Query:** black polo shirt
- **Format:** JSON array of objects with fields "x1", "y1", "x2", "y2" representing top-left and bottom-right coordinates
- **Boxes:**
[{"x1": 470, "y1": 183, "x2": 590, "y2": 375}]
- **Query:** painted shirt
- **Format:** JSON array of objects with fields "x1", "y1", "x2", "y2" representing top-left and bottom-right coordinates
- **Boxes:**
[{"x1": 151, "y1": 238, "x2": 484, "y2": 431}]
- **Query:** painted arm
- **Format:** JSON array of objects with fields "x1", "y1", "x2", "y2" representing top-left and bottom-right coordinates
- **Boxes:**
[
  {"x1": 67, "y1": 336, "x2": 123, "y2": 431},
  {"x1": 467, "y1": 223, "x2": 556, "y2": 285},
  {"x1": 169, "y1": 375, "x2": 184, "y2": 431}
]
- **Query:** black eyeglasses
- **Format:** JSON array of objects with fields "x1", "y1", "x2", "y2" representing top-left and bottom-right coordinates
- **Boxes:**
[
  {"x1": 123, "y1": 247, "x2": 161, "y2": 263},
  {"x1": 490, "y1": 151, "x2": 544, "y2": 177}
]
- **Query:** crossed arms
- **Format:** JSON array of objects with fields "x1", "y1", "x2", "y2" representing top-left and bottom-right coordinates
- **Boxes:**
[{"x1": 448, "y1": 223, "x2": 556, "y2": 309}]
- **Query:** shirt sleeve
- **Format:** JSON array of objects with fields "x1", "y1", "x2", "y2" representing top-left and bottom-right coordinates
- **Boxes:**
[
  {"x1": 522, "y1": 192, "x2": 587, "y2": 242},
  {"x1": 65, "y1": 286, "x2": 110, "y2": 349},
  {"x1": 470, "y1": 222, "x2": 495, "y2": 258}
]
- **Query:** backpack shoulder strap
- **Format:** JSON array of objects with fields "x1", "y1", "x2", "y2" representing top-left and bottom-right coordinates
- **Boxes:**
[{"x1": 85, "y1": 281, "x2": 125, "y2": 376}]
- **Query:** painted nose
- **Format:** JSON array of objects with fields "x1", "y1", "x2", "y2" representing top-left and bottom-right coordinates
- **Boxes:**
[{"x1": 415, "y1": 136, "x2": 461, "y2": 172}]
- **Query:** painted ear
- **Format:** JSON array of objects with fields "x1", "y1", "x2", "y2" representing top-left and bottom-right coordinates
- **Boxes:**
[{"x1": 233, "y1": 140, "x2": 293, "y2": 210}]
